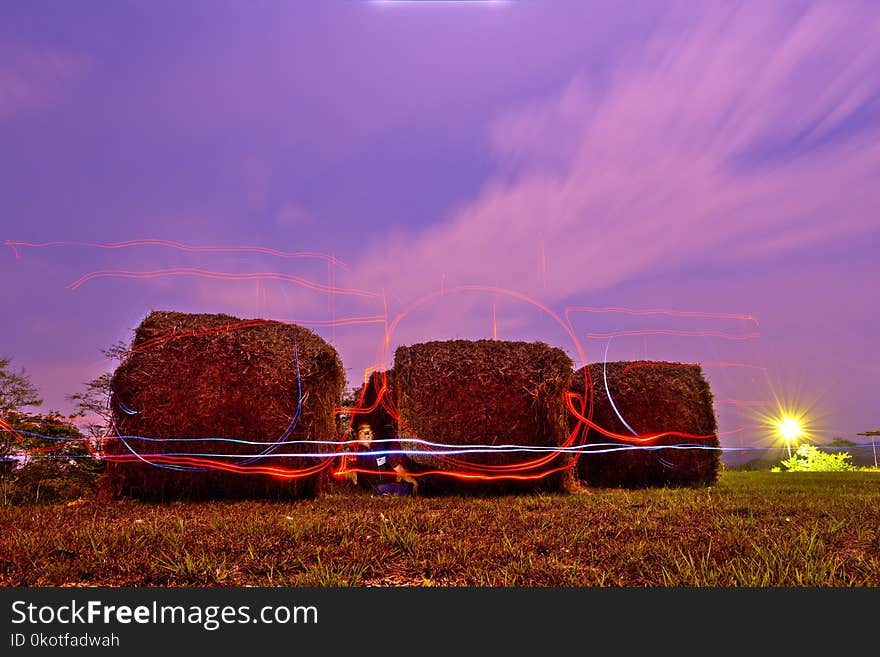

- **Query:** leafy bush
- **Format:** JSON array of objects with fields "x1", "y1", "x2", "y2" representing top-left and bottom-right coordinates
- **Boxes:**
[
  {"x1": 773, "y1": 444, "x2": 856, "y2": 472},
  {"x1": 1, "y1": 359, "x2": 108, "y2": 505},
  {"x1": 1, "y1": 412, "x2": 103, "y2": 505}
]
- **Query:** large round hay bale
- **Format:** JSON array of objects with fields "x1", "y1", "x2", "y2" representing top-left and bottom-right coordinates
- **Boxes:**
[
  {"x1": 101, "y1": 311, "x2": 344, "y2": 500},
  {"x1": 570, "y1": 361, "x2": 719, "y2": 487},
  {"x1": 393, "y1": 339, "x2": 575, "y2": 493}
]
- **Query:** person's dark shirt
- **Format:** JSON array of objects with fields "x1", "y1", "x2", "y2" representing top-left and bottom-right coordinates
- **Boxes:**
[{"x1": 351, "y1": 440, "x2": 407, "y2": 491}]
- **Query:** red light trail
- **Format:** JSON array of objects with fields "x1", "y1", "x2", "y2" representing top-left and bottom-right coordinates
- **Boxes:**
[
  {"x1": 65, "y1": 267, "x2": 377, "y2": 298},
  {"x1": 622, "y1": 361, "x2": 767, "y2": 373},
  {"x1": 4, "y1": 239, "x2": 769, "y2": 486},
  {"x1": 3, "y1": 239, "x2": 348, "y2": 268},
  {"x1": 586, "y1": 329, "x2": 760, "y2": 340},
  {"x1": 565, "y1": 305, "x2": 759, "y2": 326}
]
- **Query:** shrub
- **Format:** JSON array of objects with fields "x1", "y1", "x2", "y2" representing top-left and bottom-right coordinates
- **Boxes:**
[
  {"x1": 773, "y1": 444, "x2": 856, "y2": 472},
  {"x1": 0, "y1": 412, "x2": 101, "y2": 505}
]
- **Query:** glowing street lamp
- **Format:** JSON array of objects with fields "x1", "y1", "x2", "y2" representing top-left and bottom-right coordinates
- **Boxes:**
[{"x1": 777, "y1": 417, "x2": 802, "y2": 458}]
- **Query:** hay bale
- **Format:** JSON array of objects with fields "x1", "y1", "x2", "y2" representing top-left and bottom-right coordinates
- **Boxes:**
[
  {"x1": 393, "y1": 339, "x2": 575, "y2": 493},
  {"x1": 570, "y1": 361, "x2": 719, "y2": 487},
  {"x1": 101, "y1": 311, "x2": 344, "y2": 500}
]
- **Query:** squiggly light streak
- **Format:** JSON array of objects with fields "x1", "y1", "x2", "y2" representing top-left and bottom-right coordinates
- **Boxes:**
[
  {"x1": 565, "y1": 305, "x2": 758, "y2": 326},
  {"x1": 586, "y1": 329, "x2": 760, "y2": 340},
  {"x1": 602, "y1": 339, "x2": 638, "y2": 436},
  {"x1": 564, "y1": 391, "x2": 729, "y2": 444},
  {"x1": 4, "y1": 239, "x2": 348, "y2": 269},
  {"x1": 623, "y1": 361, "x2": 767, "y2": 373},
  {"x1": 65, "y1": 267, "x2": 377, "y2": 298}
]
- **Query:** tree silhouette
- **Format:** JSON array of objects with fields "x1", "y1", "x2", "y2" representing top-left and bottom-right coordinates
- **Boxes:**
[{"x1": 0, "y1": 357, "x2": 42, "y2": 413}]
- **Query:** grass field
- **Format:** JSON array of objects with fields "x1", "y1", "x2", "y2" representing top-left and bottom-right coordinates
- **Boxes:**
[{"x1": 2, "y1": 471, "x2": 878, "y2": 587}]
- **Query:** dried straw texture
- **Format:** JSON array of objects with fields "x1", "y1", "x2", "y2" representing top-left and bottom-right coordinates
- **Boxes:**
[
  {"x1": 393, "y1": 340, "x2": 575, "y2": 493},
  {"x1": 101, "y1": 311, "x2": 344, "y2": 500},
  {"x1": 570, "y1": 361, "x2": 719, "y2": 488}
]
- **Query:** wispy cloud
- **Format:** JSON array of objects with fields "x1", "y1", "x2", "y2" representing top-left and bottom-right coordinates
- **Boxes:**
[
  {"x1": 0, "y1": 43, "x2": 85, "y2": 119},
  {"x1": 352, "y1": 2, "x2": 880, "y2": 304}
]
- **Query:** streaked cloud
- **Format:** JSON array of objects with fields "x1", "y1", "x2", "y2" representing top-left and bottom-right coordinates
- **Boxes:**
[
  {"x1": 0, "y1": 43, "x2": 84, "y2": 119},
  {"x1": 352, "y1": 3, "x2": 880, "y2": 304}
]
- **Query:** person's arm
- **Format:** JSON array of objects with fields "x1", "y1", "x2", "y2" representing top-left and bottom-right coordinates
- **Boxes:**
[
  {"x1": 393, "y1": 463, "x2": 418, "y2": 494},
  {"x1": 342, "y1": 452, "x2": 357, "y2": 484},
  {"x1": 387, "y1": 438, "x2": 419, "y2": 493}
]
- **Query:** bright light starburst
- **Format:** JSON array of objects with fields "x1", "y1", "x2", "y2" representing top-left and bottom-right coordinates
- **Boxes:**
[
  {"x1": 777, "y1": 417, "x2": 802, "y2": 442},
  {"x1": 756, "y1": 401, "x2": 817, "y2": 458}
]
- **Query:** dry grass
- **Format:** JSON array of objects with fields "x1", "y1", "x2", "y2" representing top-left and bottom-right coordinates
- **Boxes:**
[{"x1": 2, "y1": 471, "x2": 879, "y2": 587}]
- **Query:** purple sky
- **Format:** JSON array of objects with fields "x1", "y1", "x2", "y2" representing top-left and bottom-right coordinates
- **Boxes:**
[{"x1": 2, "y1": 1, "x2": 878, "y2": 457}]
